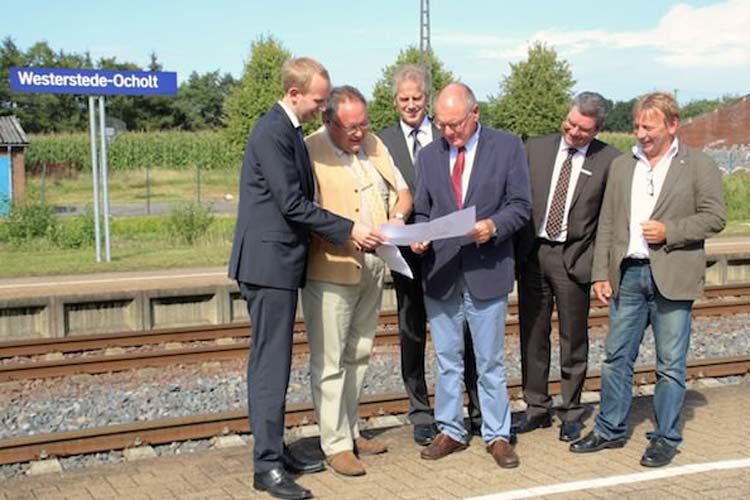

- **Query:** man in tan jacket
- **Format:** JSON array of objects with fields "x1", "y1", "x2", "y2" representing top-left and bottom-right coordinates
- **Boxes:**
[
  {"x1": 570, "y1": 92, "x2": 725, "y2": 467},
  {"x1": 303, "y1": 85, "x2": 412, "y2": 476}
]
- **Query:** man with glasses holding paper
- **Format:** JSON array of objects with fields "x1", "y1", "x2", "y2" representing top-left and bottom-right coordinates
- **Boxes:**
[
  {"x1": 302, "y1": 85, "x2": 411, "y2": 477},
  {"x1": 411, "y1": 82, "x2": 531, "y2": 468}
]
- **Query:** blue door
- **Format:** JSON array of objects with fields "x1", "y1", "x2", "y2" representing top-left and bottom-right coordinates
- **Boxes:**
[{"x1": 0, "y1": 154, "x2": 10, "y2": 216}]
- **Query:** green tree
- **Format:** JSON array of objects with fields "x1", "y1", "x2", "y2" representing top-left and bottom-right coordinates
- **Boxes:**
[
  {"x1": 173, "y1": 70, "x2": 236, "y2": 130},
  {"x1": 681, "y1": 95, "x2": 738, "y2": 121},
  {"x1": 487, "y1": 42, "x2": 575, "y2": 139},
  {"x1": 223, "y1": 35, "x2": 290, "y2": 154},
  {"x1": 369, "y1": 47, "x2": 454, "y2": 133},
  {"x1": 604, "y1": 98, "x2": 637, "y2": 132}
]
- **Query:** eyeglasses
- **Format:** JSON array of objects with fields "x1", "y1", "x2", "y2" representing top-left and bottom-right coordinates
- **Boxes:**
[
  {"x1": 333, "y1": 119, "x2": 369, "y2": 135},
  {"x1": 434, "y1": 110, "x2": 473, "y2": 131},
  {"x1": 647, "y1": 168, "x2": 654, "y2": 196}
]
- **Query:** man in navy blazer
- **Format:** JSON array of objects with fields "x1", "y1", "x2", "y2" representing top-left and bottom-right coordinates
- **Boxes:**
[
  {"x1": 412, "y1": 83, "x2": 531, "y2": 469},
  {"x1": 229, "y1": 57, "x2": 382, "y2": 500}
]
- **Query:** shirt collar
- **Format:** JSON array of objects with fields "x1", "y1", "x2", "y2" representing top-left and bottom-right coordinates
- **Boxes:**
[
  {"x1": 399, "y1": 115, "x2": 431, "y2": 138},
  {"x1": 277, "y1": 100, "x2": 301, "y2": 129},
  {"x1": 632, "y1": 137, "x2": 680, "y2": 167},
  {"x1": 559, "y1": 137, "x2": 591, "y2": 157}
]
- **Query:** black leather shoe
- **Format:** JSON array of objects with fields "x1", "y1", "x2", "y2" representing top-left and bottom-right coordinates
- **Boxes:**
[
  {"x1": 413, "y1": 423, "x2": 438, "y2": 446},
  {"x1": 513, "y1": 413, "x2": 552, "y2": 434},
  {"x1": 569, "y1": 431, "x2": 626, "y2": 453},
  {"x1": 253, "y1": 467, "x2": 312, "y2": 499},
  {"x1": 640, "y1": 437, "x2": 677, "y2": 467},
  {"x1": 282, "y1": 446, "x2": 325, "y2": 474},
  {"x1": 559, "y1": 421, "x2": 583, "y2": 442}
]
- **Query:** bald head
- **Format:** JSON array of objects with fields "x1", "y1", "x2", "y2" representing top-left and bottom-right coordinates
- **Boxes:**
[{"x1": 434, "y1": 83, "x2": 479, "y2": 148}]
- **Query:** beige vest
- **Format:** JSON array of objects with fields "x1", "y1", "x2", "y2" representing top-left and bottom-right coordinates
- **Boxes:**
[{"x1": 305, "y1": 130, "x2": 398, "y2": 285}]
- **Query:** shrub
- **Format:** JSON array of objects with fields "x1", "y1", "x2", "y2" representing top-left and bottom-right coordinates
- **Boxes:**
[
  {"x1": 5, "y1": 202, "x2": 57, "y2": 243},
  {"x1": 50, "y1": 206, "x2": 96, "y2": 249},
  {"x1": 167, "y1": 202, "x2": 215, "y2": 244}
]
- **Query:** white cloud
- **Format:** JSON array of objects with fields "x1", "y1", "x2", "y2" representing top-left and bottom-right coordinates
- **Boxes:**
[{"x1": 435, "y1": 0, "x2": 750, "y2": 69}]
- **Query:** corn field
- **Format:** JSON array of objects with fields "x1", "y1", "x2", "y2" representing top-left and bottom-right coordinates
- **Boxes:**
[{"x1": 26, "y1": 131, "x2": 242, "y2": 172}]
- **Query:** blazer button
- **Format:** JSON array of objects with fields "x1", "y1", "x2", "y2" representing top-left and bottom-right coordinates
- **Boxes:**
[
  {"x1": 354, "y1": 189, "x2": 359, "y2": 193},
  {"x1": 354, "y1": 208, "x2": 359, "y2": 212},
  {"x1": 356, "y1": 264, "x2": 362, "y2": 269}
]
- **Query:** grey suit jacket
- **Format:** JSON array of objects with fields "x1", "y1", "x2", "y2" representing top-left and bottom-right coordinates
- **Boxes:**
[
  {"x1": 517, "y1": 134, "x2": 620, "y2": 284},
  {"x1": 378, "y1": 121, "x2": 441, "y2": 195},
  {"x1": 591, "y1": 145, "x2": 726, "y2": 300}
]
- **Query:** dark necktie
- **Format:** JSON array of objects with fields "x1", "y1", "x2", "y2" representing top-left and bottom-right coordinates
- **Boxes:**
[
  {"x1": 410, "y1": 128, "x2": 422, "y2": 160},
  {"x1": 545, "y1": 147, "x2": 577, "y2": 239},
  {"x1": 451, "y1": 146, "x2": 466, "y2": 209}
]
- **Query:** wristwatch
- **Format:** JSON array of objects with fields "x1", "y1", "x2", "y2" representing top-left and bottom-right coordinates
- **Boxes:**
[{"x1": 393, "y1": 212, "x2": 406, "y2": 220}]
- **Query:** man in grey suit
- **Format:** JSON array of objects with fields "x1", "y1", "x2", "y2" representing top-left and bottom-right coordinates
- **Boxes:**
[
  {"x1": 229, "y1": 57, "x2": 382, "y2": 499},
  {"x1": 515, "y1": 92, "x2": 620, "y2": 442},
  {"x1": 378, "y1": 65, "x2": 481, "y2": 445},
  {"x1": 570, "y1": 92, "x2": 725, "y2": 467}
]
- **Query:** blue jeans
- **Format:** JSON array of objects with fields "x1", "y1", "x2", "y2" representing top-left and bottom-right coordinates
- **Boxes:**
[
  {"x1": 594, "y1": 262, "x2": 693, "y2": 447},
  {"x1": 425, "y1": 282, "x2": 511, "y2": 444}
]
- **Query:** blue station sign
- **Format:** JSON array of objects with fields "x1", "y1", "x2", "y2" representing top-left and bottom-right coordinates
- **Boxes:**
[{"x1": 9, "y1": 67, "x2": 178, "y2": 96}]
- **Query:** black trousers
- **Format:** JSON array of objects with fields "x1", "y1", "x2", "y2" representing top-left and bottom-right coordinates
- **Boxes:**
[
  {"x1": 393, "y1": 247, "x2": 481, "y2": 429},
  {"x1": 240, "y1": 282, "x2": 297, "y2": 473},
  {"x1": 518, "y1": 241, "x2": 591, "y2": 423}
]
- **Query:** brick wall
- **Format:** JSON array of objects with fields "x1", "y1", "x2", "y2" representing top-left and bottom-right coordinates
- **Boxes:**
[{"x1": 678, "y1": 96, "x2": 750, "y2": 149}]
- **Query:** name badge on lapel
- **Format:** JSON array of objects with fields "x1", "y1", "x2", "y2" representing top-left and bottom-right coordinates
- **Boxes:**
[{"x1": 580, "y1": 168, "x2": 592, "y2": 176}]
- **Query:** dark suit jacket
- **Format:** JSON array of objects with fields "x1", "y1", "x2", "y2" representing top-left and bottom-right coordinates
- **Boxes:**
[
  {"x1": 413, "y1": 127, "x2": 531, "y2": 301},
  {"x1": 592, "y1": 146, "x2": 726, "y2": 300},
  {"x1": 378, "y1": 121, "x2": 441, "y2": 195},
  {"x1": 228, "y1": 103, "x2": 353, "y2": 290},
  {"x1": 516, "y1": 134, "x2": 620, "y2": 284}
]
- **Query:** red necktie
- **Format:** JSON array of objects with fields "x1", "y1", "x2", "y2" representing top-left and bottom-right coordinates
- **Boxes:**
[{"x1": 451, "y1": 146, "x2": 465, "y2": 208}]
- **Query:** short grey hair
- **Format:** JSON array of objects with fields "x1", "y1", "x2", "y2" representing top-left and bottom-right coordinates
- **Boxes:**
[
  {"x1": 323, "y1": 85, "x2": 367, "y2": 123},
  {"x1": 571, "y1": 91, "x2": 609, "y2": 130},
  {"x1": 392, "y1": 64, "x2": 431, "y2": 97}
]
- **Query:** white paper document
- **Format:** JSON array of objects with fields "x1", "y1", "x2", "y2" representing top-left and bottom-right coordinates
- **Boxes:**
[
  {"x1": 380, "y1": 206, "x2": 476, "y2": 246},
  {"x1": 375, "y1": 243, "x2": 413, "y2": 279}
]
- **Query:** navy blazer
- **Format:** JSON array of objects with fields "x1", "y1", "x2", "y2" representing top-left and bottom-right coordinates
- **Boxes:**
[
  {"x1": 413, "y1": 126, "x2": 531, "y2": 301},
  {"x1": 228, "y1": 103, "x2": 353, "y2": 290}
]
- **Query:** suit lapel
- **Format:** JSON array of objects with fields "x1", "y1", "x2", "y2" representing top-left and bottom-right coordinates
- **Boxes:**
[
  {"x1": 568, "y1": 144, "x2": 597, "y2": 212},
  {"x1": 533, "y1": 135, "x2": 560, "y2": 228},
  {"x1": 437, "y1": 138, "x2": 459, "y2": 209},
  {"x1": 272, "y1": 103, "x2": 315, "y2": 197},
  {"x1": 463, "y1": 128, "x2": 488, "y2": 206},
  {"x1": 651, "y1": 147, "x2": 686, "y2": 217}
]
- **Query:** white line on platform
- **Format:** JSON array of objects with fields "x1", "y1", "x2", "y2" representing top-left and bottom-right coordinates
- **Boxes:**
[
  {"x1": 0, "y1": 272, "x2": 228, "y2": 290},
  {"x1": 465, "y1": 458, "x2": 750, "y2": 500}
]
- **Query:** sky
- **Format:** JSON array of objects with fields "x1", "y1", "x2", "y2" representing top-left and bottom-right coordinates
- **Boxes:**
[{"x1": 7, "y1": 0, "x2": 750, "y2": 104}]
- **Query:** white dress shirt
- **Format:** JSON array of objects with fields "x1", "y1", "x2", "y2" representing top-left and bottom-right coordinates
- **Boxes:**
[
  {"x1": 399, "y1": 116, "x2": 434, "y2": 163},
  {"x1": 538, "y1": 139, "x2": 591, "y2": 242},
  {"x1": 626, "y1": 138, "x2": 680, "y2": 258},
  {"x1": 447, "y1": 124, "x2": 481, "y2": 203}
]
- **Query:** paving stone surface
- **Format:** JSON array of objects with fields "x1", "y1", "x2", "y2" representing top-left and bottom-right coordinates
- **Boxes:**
[{"x1": 1, "y1": 383, "x2": 749, "y2": 499}]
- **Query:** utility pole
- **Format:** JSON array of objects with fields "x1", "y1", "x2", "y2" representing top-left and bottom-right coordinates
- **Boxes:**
[{"x1": 420, "y1": 0, "x2": 432, "y2": 101}]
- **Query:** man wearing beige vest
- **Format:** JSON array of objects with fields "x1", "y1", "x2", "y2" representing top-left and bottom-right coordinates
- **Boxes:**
[{"x1": 303, "y1": 85, "x2": 412, "y2": 476}]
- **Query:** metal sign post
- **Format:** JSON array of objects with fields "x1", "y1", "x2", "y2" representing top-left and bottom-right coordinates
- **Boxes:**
[{"x1": 10, "y1": 67, "x2": 177, "y2": 263}]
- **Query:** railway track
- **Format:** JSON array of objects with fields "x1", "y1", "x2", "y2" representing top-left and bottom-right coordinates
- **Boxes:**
[
  {"x1": 0, "y1": 355, "x2": 747, "y2": 466},
  {"x1": 1, "y1": 284, "x2": 750, "y2": 382}
]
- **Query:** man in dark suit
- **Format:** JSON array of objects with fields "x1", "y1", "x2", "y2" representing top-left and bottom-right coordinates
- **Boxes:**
[
  {"x1": 571, "y1": 92, "x2": 725, "y2": 467},
  {"x1": 228, "y1": 57, "x2": 383, "y2": 500},
  {"x1": 412, "y1": 83, "x2": 531, "y2": 469},
  {"x1": 515, "y1": 92, "x2": 620, "y2": 442},
  {"x1": 377, "y1": 65, "x2": 482, "y2": 445}
]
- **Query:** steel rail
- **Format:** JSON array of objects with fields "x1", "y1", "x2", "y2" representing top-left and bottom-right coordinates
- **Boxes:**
[
  {"x1": 0, "y1": 355, "x2": 748, "y2": 466},
  {"x1": 1, "y1": 298, "x2": 749, "y2": 382}
]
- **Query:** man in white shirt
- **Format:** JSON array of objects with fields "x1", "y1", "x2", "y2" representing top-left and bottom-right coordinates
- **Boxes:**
[{"x1": 570, "y1": 92, "x2": 725, "y2": 467}]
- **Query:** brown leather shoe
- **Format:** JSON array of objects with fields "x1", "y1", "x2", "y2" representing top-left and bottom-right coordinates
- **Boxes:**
[
  {"x1": 354, "y1": 436, "x2": 387, "y2": 456},
  {"x1": 420, "y1": 433, "x2": 467, "y2": 460},
  {"x1": 487, "y1": 439, "x2": 519, "y2": 469},
  {"x1": 326, "y1": 451, "x2": 365, "y2": 476}
]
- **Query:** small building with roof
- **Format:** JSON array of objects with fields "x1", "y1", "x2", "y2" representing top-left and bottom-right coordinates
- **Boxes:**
[{"x1": 0, "y1": 115, "x2": 29, "y2": 215}]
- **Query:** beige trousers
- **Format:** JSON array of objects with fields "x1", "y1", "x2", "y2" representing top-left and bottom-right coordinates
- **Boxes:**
[{"x1": 301, "y1": 253, "x2": 385, "y2": 456}]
